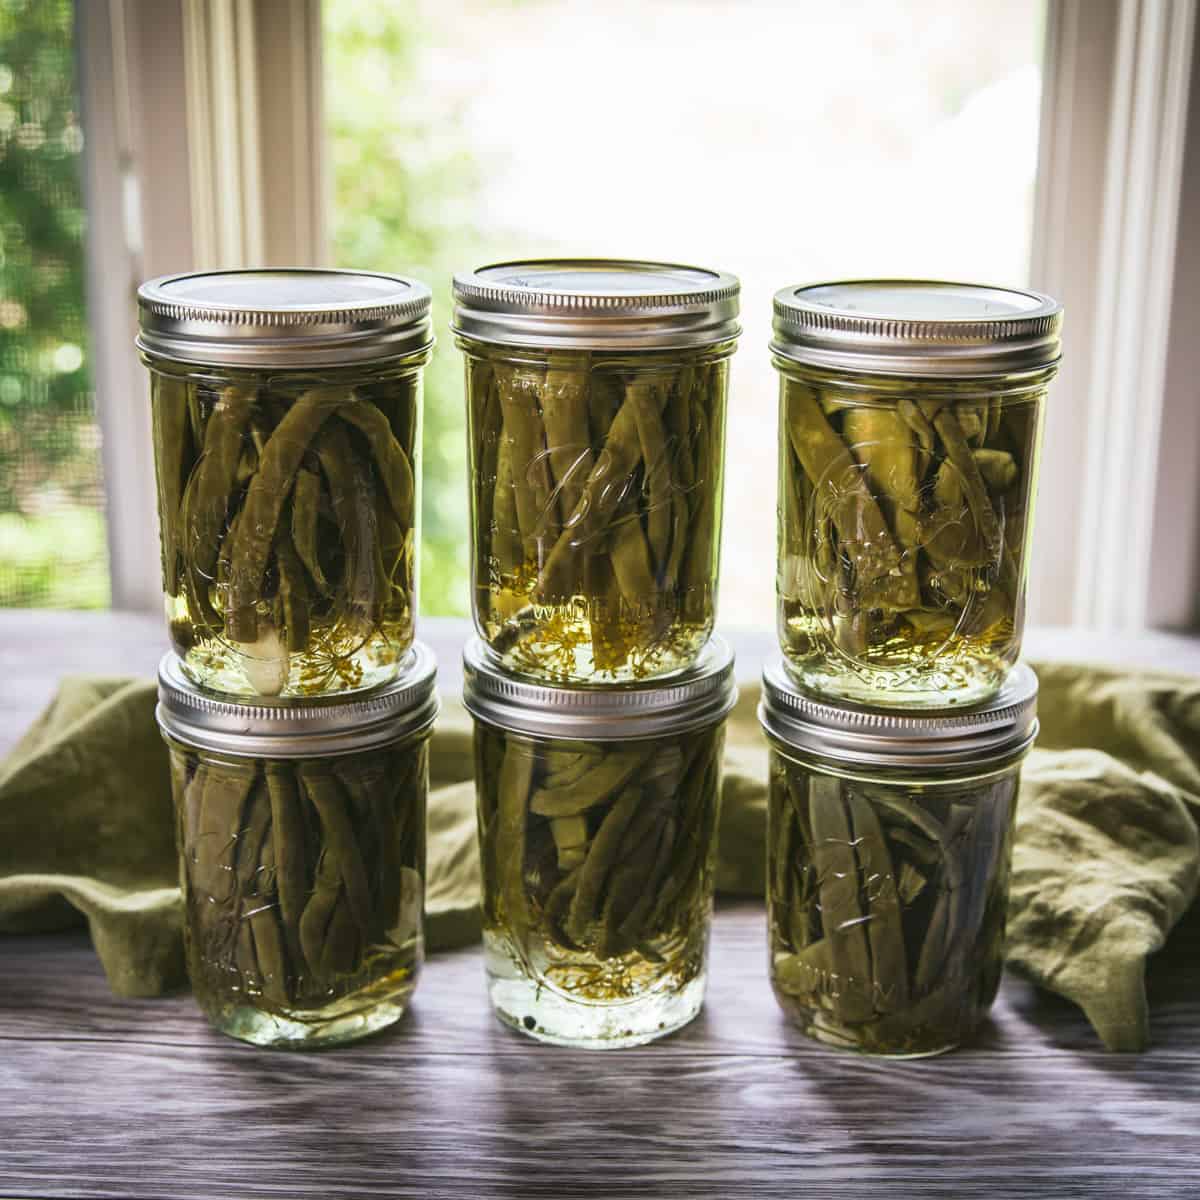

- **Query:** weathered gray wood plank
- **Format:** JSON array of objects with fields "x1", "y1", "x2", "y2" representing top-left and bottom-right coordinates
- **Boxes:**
[
  {"x1": 2, "y1": 905, "x2": 1199, "y2": 1200},
  {"x1": 3, "y1": 904, "x2": 1199, "y2": 1060}
]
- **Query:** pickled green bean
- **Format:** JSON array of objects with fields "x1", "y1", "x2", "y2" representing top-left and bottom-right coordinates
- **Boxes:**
[
  {"x1": 465, "y1": 344, "x2": 730, "y2": 682},
  {"x1": 291, "y1": 467, "x2": 330, "y2": 595},
  {"x1": 628, "y1": 378, "x2": 672, "y2": 570},
  {"x1": 496, "y1": 365, "x2": 559, "y2": 562},
  {"x1": 151, "y1": 375, "x2": 191, "y2": 597},
  {"x1": 299, "y1": 766, "x2": 373, "y2": 942},
  {"x1": 337, "y1": 400, "x2": 415, "y2": 530},
  {"x1": 767, "y1": 756, "x2": 1018, "y2": 1055},
  {"x1": 541, "y1": 357, "x2": 594, "y2": 526},
  {"x1": 477, "y1": 723, "x2": 724, "y2": 1004},
  {"x1": 170, "y1": 738, "x2": 427, "y2": 1037},
  {"x1": 151, "y1": 361, "x2": 423, "y2": 697},
  {"x1": 225, "y1": 388, "x2": 343, "y2": 638},
  {"x1": 776, "y1": 363, "x2": 1046, "y2": 707}
]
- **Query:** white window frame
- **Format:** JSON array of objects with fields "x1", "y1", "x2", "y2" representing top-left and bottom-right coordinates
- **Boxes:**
[
  {"x1": 78, "y1": 0, "x2": 1200, "y2": 632},
  {"x1": 1029, "y1": 0, "x2": 1198, "y2": 631},
  {"x1": 76, "y1": 0, "x2": 325, "y2": 611}
]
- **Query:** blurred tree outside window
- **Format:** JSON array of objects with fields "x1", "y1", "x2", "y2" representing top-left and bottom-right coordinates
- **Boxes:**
[
  {"x1": 325, "y1": 0, "x2": 490, "y2": 618},
  {"x1": 325, "y1": 0, "x2": 1045, "y2": 626},
  {"x1": 0, "y1": 0, "x2": 108, "y2": 609}
]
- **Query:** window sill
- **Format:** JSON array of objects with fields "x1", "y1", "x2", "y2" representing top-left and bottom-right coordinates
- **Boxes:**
[{"x1": 3, "y1": 609, "x2": 1199, "y2": 757}]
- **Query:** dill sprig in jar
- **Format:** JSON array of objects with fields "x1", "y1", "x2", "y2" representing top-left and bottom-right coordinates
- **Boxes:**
[
  {"x1": 138, "y1": 269, "x2": 433, "y2": 698},
  {"x1": 758, "y1": 659, "x2": 1038, "y2": 1057},
  {"x1": 771, "y1": 280, "x2": 1061, "y2": 708},
  {"x1": 156, "y1": 643, "x2": 438, "y2": 1049},
  {"x1": 454, "y1": 259, "x2": 741, "y2": 684},
  {"x1": 463, "y1": 636, "x2": 736, "y2": 1048}
]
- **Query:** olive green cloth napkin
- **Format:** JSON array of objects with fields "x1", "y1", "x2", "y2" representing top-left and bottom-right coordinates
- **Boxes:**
[{"x1": 2, "y1": 662, "x2": 1197, "y2": 1051}]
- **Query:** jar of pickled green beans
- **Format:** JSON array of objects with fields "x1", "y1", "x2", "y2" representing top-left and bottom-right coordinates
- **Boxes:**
[
  {"x1": 156, "y1": 643, "x2": 438, "y2": 1049},
  {"x1": 453, "y1": 260, "x2": 741, "y2": 684},
  {"x1": 758, "y1": 659, "x2": 1038, "y2": 1057},
  {"x1": 771, "y1": 280, "x2": 1061, "y2": 709},
  {"x1": 138, "y1": 270, "x2": 433, "y2": 698},
  {"x1": 462, "y1": 636, "x2": 736, "y2": 1048}
]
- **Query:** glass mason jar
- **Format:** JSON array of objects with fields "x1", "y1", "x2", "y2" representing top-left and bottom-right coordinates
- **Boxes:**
[
  {"x1": 156, "y1": 643, "x2": 438, "y2": 1049},
  {"x1": 758, "y1": 659, "x2": 1038, "y2": 1057},
  {"x1": 453, "y1": 260, "x2": 741, "y2": 684},
  {"x1": 771, "y1": 280, "x2": 1062, "y2": 709},
  {"x1": 462, "y1": 636, "x2": 737, "y2": 1048},
  {"x1": 137, "y1": 270, "x2": 433, "y2": 698}
]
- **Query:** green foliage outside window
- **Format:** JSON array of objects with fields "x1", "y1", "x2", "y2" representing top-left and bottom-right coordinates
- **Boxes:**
[
  {"x1": 325, "y1": 0, "x2": 497, "y2": 617},
  {"x1": 0, "y1": 0, "x2": 107, "y2": 608}
]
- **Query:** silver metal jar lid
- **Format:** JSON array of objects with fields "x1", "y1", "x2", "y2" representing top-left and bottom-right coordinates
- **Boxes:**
[
  {"x1": 137, "y1": 269, "x2": 434, "y2": 367},
  {"x1": 462, "y1": 636, "x2": 737, "y2": 740},
  {"x1": 758, "y1": 660, "x2": 1039, "y2": 770},
  {"x1": 452, "y1": 258, "x2": 741, "y2": 350},
  {"x1": 771, "y1": 279, "x2": 1062, "y2": 377},
  {"x1": 156, "y1": 643, "x2": 439, "y2": 759}
]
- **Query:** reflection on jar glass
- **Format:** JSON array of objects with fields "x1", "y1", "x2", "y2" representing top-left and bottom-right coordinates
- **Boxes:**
[
  {"x1": 156, "y1": 645, "x2": 438, "y2": 1049},
  {"x1": 463, "y1": 636, "x2": 736, "y2": 1048},
  {"x1": 454, "y1": 260, "x2": 740, "y2": 684},
  {"x1": 138, "y1": 270, "x2": 432, "y2": 698},
  {"x1": 771, "y1": 280, "x2": 1061, "y2": 709},
  {"x1": 758, "y1": 658, "x2": 1038, "y2": 1057}
]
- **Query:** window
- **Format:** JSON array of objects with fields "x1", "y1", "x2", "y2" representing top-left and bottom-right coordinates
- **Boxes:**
[
  {"x1": 38, "y1": 0, "x2": 1200, "y2": 636},
  {"x1": 324, "y1": 0, "x2": 1046, "y2": 627},
  {"x1": 0, "y1": 0, "x2": 107, "y2": 607}
]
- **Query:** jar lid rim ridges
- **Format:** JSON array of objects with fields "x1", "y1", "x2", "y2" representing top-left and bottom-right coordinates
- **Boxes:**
[
  {"x1": 462, "y1": 636, "x2": 737, "y2": 740},
  {"x1": 137, "y1": 268, "x2": 434, "y2": 368},
  {"x1": 758, "y1": 660, "x2": 1039, "y2": 770},
  {"x1": 452, "y1": 258, "x2": 741, "y2": 350},
  {"x1": 156, "y1": 643, "x2": 439, "y2": 758},
  {"x1": 770, "y1": 278, "x2": 1062, "y2": 377}
]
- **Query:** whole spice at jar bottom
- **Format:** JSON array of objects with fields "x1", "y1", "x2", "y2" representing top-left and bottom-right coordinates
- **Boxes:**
[
  {"x1": 172, "y1": 740, "x2": 427, "y2": 1017},
  {"x1": 767, "y1": 756, "x2": 1016, "y2": 1055},
  {"x1": 777, "y1": 370, "x2": 1042, "y2": 687},
  {"x1": 152, "y1": 364, "x2": 422, "y2": 695},
  {"x1": 466, "y1": 347, "x2": 729, "y2": 681},
  {"x1": 477, "y1": 723, "x2": 723, "y2": 999}
]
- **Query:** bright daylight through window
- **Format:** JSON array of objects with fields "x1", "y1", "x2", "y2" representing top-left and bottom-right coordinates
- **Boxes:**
[{"x1": 325, "y1": 0, "x2": 1046, "y2": 628}]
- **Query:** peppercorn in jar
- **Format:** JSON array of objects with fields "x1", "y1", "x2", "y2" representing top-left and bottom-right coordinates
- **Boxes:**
[
  {"x1": 156, "y1": 643, "x2": 438, "y2": 1049},
  {"x1": 463, "y1": 636, "x2": 736, "y2": 1048},
  {"x1": 454, "y1": 259, "x2": 740, "y2": 684},
  {"x1": 758, "y1": 658, "x2": 1038, "y2": 1057},
  {"x1": 771, "y1": 280, "x2": 1061, "y2": 709},
  {"x1": 138, "y1": 270, "x2": 432, "y2": 698}
]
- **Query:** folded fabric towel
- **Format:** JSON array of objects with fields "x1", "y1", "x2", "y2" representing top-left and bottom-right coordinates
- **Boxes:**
[{"x1": 2, "y1": 662, "x2": 1196, "y2": 1051}]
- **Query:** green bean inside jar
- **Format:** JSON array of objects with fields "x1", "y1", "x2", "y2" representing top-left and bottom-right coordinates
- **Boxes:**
[
  {"x1": 758, "y1": 659, "x2": 1038, "y2": 1057},
  {"x1": 462, "y1": 636, "x2": 736, "y2": 1048},
  {"x1": 138, "y1": 270, "x2": 432, "y2": 698},
  {"x1": 771, "y1": 280, "x2": 1062, "y2": 709},
  {"x1": 453, "y1": 260, "x2": 741, "y2": 684},
  {"x1": 156, "y1": 645, "x2": 438, "y2": 1049}
]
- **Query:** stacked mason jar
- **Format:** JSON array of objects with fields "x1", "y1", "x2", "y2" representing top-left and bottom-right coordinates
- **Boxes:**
[
  {"x1": 137, "y1": 270, "x2": 439, "y2": 1048},
  {"x1": 134, "y1": 266, "x2": 1062, "y2": 1059},
  {"x1": 759, "y1": 280, "x2": 1063, "y2": 1056},
  {"x1": 452, "y1": 261, "x2": 742, "y2": 1047}
]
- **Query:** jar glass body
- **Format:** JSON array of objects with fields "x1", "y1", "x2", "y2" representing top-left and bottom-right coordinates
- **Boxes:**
[
  {"x1": 164, "y1": 727, "x2": 430, "y2": 1048},
  {"x1": 774, "y1": 359, "x2": 1051, "y2": 708},
  {"x1": 145, "y1": 350, "x2": 427, "y2": 697},
  {"x1": 474, "y1": 717, "x2": 726, "y2": 1047},
  {"x1": 461, "y1": 337, "x2": 734, "y2": 683},
  {"x1": 765, "y1": 740, "x2": 1023, "y2": 1056}
]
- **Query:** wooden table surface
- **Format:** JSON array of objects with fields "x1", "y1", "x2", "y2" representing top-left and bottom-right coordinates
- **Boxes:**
[{"x1": 2, "y1": 611, "x2": 1200, "y2": 1199}]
